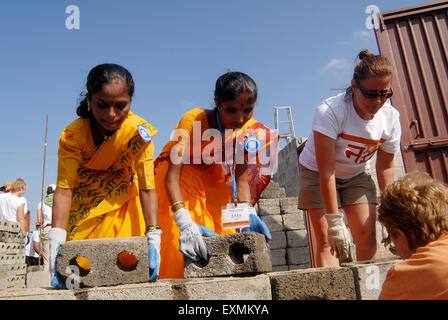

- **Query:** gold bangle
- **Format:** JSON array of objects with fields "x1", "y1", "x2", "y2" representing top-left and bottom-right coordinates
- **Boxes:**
[
  {"x1": 171, "y1": 201, "x2": 185, "y2": 210},
  {"x1": 145, "y1": 225, "x2": 160, "y2": 233}
]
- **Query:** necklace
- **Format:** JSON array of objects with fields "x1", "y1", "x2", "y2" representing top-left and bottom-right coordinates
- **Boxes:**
[{"x1": 94, "y1": 119, "x2": 116, "y2": 142}]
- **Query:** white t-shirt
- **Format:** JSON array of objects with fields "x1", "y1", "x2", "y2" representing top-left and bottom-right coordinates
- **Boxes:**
[
  {"x1": 0, "y1": 193, "x2": 26, "y2": 223},
  {"x1": 37, "y1": 200, "x2": 52, "y2": 226},
  {"x1": 299, "y1": 93, "x2": 401, "y2": 179},
  {"x1": 25, "y1": 230, "x2": 40, "y2": 258}
]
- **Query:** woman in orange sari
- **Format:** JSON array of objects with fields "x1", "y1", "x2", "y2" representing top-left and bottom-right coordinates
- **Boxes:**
[
  {"x1": 155, "y1": 71, "x2": 278, "y2": 279},
  {"x1": 49, "y1": 64, "x2": 160, "y2": 286}
]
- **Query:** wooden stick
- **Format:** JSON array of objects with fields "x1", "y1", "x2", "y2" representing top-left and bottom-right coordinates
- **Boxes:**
[{"x1": 38, "y1": 114, "x2": 48, "y2": 267}]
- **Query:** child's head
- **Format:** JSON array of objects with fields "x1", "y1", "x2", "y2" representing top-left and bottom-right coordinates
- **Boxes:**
[{"x1": 379, "y1": 172, "x2": 448, "y2": 256}]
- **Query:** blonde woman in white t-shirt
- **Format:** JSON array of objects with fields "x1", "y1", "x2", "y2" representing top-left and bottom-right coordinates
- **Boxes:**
[
  {"x1": 298, "y1": 49, "x2": 401, "y2": 267},
  {"x1": 0, "y1": 178, "x2": 28, "y2": 234}
]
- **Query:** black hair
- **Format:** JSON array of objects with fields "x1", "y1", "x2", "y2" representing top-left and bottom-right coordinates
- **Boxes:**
[
  {"x1": 214, "y1": 71, "x2": 257, "y2": 107},
  {"x1": 76, "y1": 63, "x2": 135, "y2": 118}
]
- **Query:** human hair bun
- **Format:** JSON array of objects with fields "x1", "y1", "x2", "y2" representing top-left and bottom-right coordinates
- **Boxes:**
[{"x1": 358, "y1": 49, "x2": 375, "y2": 60}]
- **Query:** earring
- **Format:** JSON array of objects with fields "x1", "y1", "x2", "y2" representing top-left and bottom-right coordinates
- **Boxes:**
[{"x1": 87, "y1": 98, "x2": 91, "y2": 112}]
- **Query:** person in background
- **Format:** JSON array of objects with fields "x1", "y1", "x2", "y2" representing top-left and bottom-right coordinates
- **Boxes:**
[
  {"x1": 298, "y1": 49, "x2": 401, "y2": 267},
  {"x1": 49, "y1": 63, "x2": 160, "y2": 287},
  {"x1": 155, "y1": 71, "x2": 278, "y2": 279},
  {"x1": 0, "y1": 178, "x2": 28, "y2": 234},
  {"x1": 378, "y1": 172, "x2": 448, "y2": 300},
  {"x1": 25, "y1": 228, "x2": 43, "y2": 266},
  {"x1": 37, "y1": 184, "x2": 56, "y2": 270}
]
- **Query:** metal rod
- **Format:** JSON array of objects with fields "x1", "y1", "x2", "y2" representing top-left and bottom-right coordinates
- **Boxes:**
[{"x1": 38, "y1": 114, "x2": 48, "y2": 267}]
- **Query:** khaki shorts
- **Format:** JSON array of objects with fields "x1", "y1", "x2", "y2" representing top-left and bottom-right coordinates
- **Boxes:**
[{"x1": 298, "y1": 164, "x2": 378, "y2": 210}]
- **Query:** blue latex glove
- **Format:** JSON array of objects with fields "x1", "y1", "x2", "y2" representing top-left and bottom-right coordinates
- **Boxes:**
[
  {"x1": 50, "y1": 244, "x2": 66, "y2": 289},
  {"x1": 242, "y1": 214, "x2": 272, "y2": 240},
  {"x1": 146, "y1": 228, "x2": 162, "y2": 282},
  {"x1": 196, "y1": 223, "x2": 218, "y2": 237}
]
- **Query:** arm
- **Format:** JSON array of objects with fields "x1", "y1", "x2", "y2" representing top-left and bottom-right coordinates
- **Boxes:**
[
  {"x1": 34, "y1": 240, "x2": 42, "y2": 256},
  {"x1": 165, "y1": 162, "x2": 185, "y2": 212},
  {"x1": 235, "y1": 162, "x2": 251, "y2": 203},
  {"x1": 314, "y1": 131, "x2": 339, "y2": 214},
  {"x1": 51, "y1": 187, "x2": 73, "y2": 229},
  {"x1": 139, "y1": 189, "x2": 158, "y2": 226},
  {"x1": 376, "y1": 148, "x2": 395, "y2": 192},
  {"x1": 16, "y1": 204, "x2": 26, "y2": 234}
]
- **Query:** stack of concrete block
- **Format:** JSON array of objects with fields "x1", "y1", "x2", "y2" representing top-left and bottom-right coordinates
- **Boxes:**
[
  {"x1": 0, "y1": 219, "x2": 27, "y2": 290},
  {"x1": 257, "y1": 181, "x2": 311, "y2": 271}
]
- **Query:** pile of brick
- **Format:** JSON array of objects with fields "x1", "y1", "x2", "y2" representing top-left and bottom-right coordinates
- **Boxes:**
[
  {"x1": 0, "y1": 220, "x2": 27, "y2": 290},
  {"x1": 257, "y1": 181, "x2": 311, "y2": 271}
]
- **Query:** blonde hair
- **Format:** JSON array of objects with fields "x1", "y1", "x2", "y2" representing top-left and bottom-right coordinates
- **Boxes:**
[
  {"x1": 10, "y1": 178, "x2": 27, "y2": 193},
  {"x1": 346, "y1": 49, "x2": 393, "y2": 96},
  {"x1": 378, "y1": 172, "x2": 448, "y2": 250}
]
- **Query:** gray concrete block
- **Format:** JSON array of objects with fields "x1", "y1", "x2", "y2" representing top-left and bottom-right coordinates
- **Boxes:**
[
  {"x1": 288, "y1": 263, "x2": 311, "y2": 270},
  {"x1": 272, "y1": 265, "x2": 289, "y2": 272},
  {"x1": 0, "y1": 220, "x2": 20, "y2": 233},
  {"x1": 26, "y1": 269, "x2": 51, "y2": 288},
  {"x1": 259, "y1": 181, "x2": 286, "y2": 199},
  {"x1": 0, "y1": 242, "x2": 25, "y2": 255},
  {"x1": 341, "y1": 257, "x2": 402, "y2": 300},
  {"x1": 0, "y1": 264, "x2": 26, "y2": 279},
  {"x1": 287, "y1": 247, "x2": 310, "y2": 265},
  {"x1": 268, "y1": 231, "x2": 287, "y2": 249},
  {"x1": 270, "y1": 249, "x2": 286, "y2": 266},
  {"x1": 279, "y1": 197, "x2": 300, "y2": 215},
  {"x1": 260, "y1": 215, "x2": 284, "y2": 232},
  {"x1": 286, "y1": 230, "x2": 308, "y2": 248},
  {"x1": 282, "y1": 213, "x2": 306, "y2": 230},
  {"x1": 0, "y1": 231, "x2": 26, "y2": 244},
  {"x1": 257, "y1": 205, "x2": 281, "y2": 216},
  {"x1": 0, "y1": 275, "x2": 26, "y2": 290},
  {"x1": 0, "y1": 254, "x2": 25, "y2": 265},
  {"x1": 56, "y1": 237, "x2": 149, "y2": 288},
  {"x1": 184, "y1": 232, "x2": 272, "y2": 278},
  {"x1": 269, "y1": 267, "x2": 357, "y2": 300}
]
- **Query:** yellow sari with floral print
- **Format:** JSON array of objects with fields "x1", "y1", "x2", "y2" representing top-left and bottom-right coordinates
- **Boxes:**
[{"x1": 56, "y1": 112, "x2": 157, "y2": 241}]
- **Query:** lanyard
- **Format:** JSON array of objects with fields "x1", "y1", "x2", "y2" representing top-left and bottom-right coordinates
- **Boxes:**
[{"x1": 216, "y1": 109, "x2": 238, "y2": 205}]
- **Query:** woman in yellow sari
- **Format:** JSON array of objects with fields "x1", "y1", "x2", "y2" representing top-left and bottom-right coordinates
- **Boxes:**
[
  {"x1": 155, "y1": 71, "x2": 279, "y2": 279},
  {"x1": 49, "y1": 64, "x2": 160, "y2": 286}
]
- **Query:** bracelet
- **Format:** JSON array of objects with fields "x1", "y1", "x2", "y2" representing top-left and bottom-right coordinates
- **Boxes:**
[
  {"x1": 145, "y1": 225, "x2": 161, "y2": 233},
  {"x1": 171, "y1": 201, "x2": 185, "y2": 211}
]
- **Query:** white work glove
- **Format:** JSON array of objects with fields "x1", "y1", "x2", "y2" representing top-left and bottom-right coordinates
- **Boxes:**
[
  {"x1": 49, "y1": 227, "x2": 66, "y2": 287},
  {"x1": 146, "y1": 228, "x2": 162, "y2": 282},
  {"x1": 173, "y1": 208, "x2": 208, "y2": 261},
  {"x1": 325, "y1": 214, "x2": 352, "y2": 261}
]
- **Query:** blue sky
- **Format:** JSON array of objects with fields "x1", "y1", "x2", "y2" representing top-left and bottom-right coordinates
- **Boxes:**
[{"x1": 0, "y1": 0, "x2": 428, "y2": 228}]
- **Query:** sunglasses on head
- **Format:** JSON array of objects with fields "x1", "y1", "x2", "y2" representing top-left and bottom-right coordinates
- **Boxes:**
[{"x1": 358, "y1": 84, "x2": 393, "y2": 99}]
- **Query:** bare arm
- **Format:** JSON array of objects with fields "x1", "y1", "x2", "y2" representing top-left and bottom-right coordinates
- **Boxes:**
[
  {"x1": 235, "y1": 162, "x2": 251, "y2": 204},
  {"x1": 139, "y1": 189, "x2": 158, "y2": 226},
  {"x1": 37, "y1": 208, "x2": 43, "y2": 226},
  {"x1": 51, "y1": 187, "x2": 73, "y2": 229},
  {"x1": 376, "y1": 149, "x2": 395, "y2": 192},
  {"x1": 16, "y1": 204, "x2": 26, "y2": 234},
  {"x1": 33, "y1": 240, "x2": 42, "y2": 256},
  {"x1": 165, "y1": 162, "x2": 185, "y2": 213},
  {"x1": 314, "y1": 131, "x2": 339, "y2": 214}
]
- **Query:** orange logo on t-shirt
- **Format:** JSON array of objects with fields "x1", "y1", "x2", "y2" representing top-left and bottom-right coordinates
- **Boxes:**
[{"x1": 340, "y1": 133, "x2": 386, "y2": 164}]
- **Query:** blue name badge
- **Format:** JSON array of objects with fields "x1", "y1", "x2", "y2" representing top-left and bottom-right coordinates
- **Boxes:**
[{"x1": 137, "y1": 124, "x2": 152, "y2": 142}]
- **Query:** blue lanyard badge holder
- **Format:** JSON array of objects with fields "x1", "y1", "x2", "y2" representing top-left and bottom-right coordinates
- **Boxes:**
[{"x1": 216, "y1": 110, "x2": 251, "y2": 231}]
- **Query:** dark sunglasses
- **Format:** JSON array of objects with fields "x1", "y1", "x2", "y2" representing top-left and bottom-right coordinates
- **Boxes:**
[{"x1": 358, "y1": 84, "x2": 393, "y2": 99}]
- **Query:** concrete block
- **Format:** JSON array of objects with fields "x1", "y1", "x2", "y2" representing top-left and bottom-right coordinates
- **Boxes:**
[
  {"x1": 0, "y1": 242, "x2": 25, "y2": 255},
  {"x1": 288, "y1": 263, "x2": 311, "y2": 270},
  {"x1": 272, "y1": 265, "x2": 289, "y2": 272},
  {"x1": 56, "y1": 237, "x2": 149, "y2": 288},
  {"x1": 287, "y1": 247, "x2": 310, "y2": 265},
  {"x1": 286, "y1": 230, "x2": 308, "y2": 248},
  {"x1": 282, "y1": 213, "x2": 306, "y2": 230},
  {"x1": 26, "y1": 269, "x2": 51, "y2": 288},
  {"x1": 269, "y1": 267, "x2": 357, "y2": 300},
  {"x1": 0, "y1": 231, "x2": 26, "y2": 244},
  {"x1": 259, "y1": 181, "x2": 286, "y2": 199},
  {"x1": 184, "y1": 232, "x2": 272, "y2": 278},
  {"x1": 257, "y1": 205, "x2": 281, "y2": 216},
  {"x1": 341, "y1": 257, "x2": 402, "y2": 300},
  {"x1": 270, "y1": 249, "x2": 286, "y2": 266},
  {"x1": 260, "y1": 215, "x2": 284, "y2": 232},
  {"x1": 0, "y1": 275, "x2": 26, "y2": 290},
  {"x1": 0, "y1": 264, "x2": 26, "y2": 279},
  {"x1": 268, "y1": 231, "x2": 286, "y2": 250},
  {"x1": 0, "y1": 220, "x2": 20, "y2": 233},
  {"x1": 0, "y1": 254, "x2": 25, "y2": 265},
  {"x1": 279, "y1": 197, "x2": 300, "y2": 214}
]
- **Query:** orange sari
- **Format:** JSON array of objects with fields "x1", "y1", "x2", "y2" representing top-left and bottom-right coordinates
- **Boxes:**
[
  {"x1": 56, "y1": 112, "x2": 157, "y2": 241},
  {"x1": 155, "y1": 107, "x2": 278, "y2": 279}
]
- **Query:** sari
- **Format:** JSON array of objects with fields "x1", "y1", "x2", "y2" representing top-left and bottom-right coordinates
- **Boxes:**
[
  {"x1": 155, "y1": 107, "x2": 278, "y2": 279},
  {"x1": 56, "y1": 112, "x2": 157, "y2": 241}
]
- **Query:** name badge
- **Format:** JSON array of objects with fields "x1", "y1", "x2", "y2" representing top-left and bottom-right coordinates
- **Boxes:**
[{"x1": 221, "y1": 203, "x2": 250, "y2": 230}]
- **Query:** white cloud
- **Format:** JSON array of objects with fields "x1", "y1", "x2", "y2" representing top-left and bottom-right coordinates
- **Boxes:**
[
  {"x1": 322, "y1": 58, "x2": 350, "y2": 72},
  {"x1": 353, "y1": 29, "x2": 375, "y2": 41}
]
